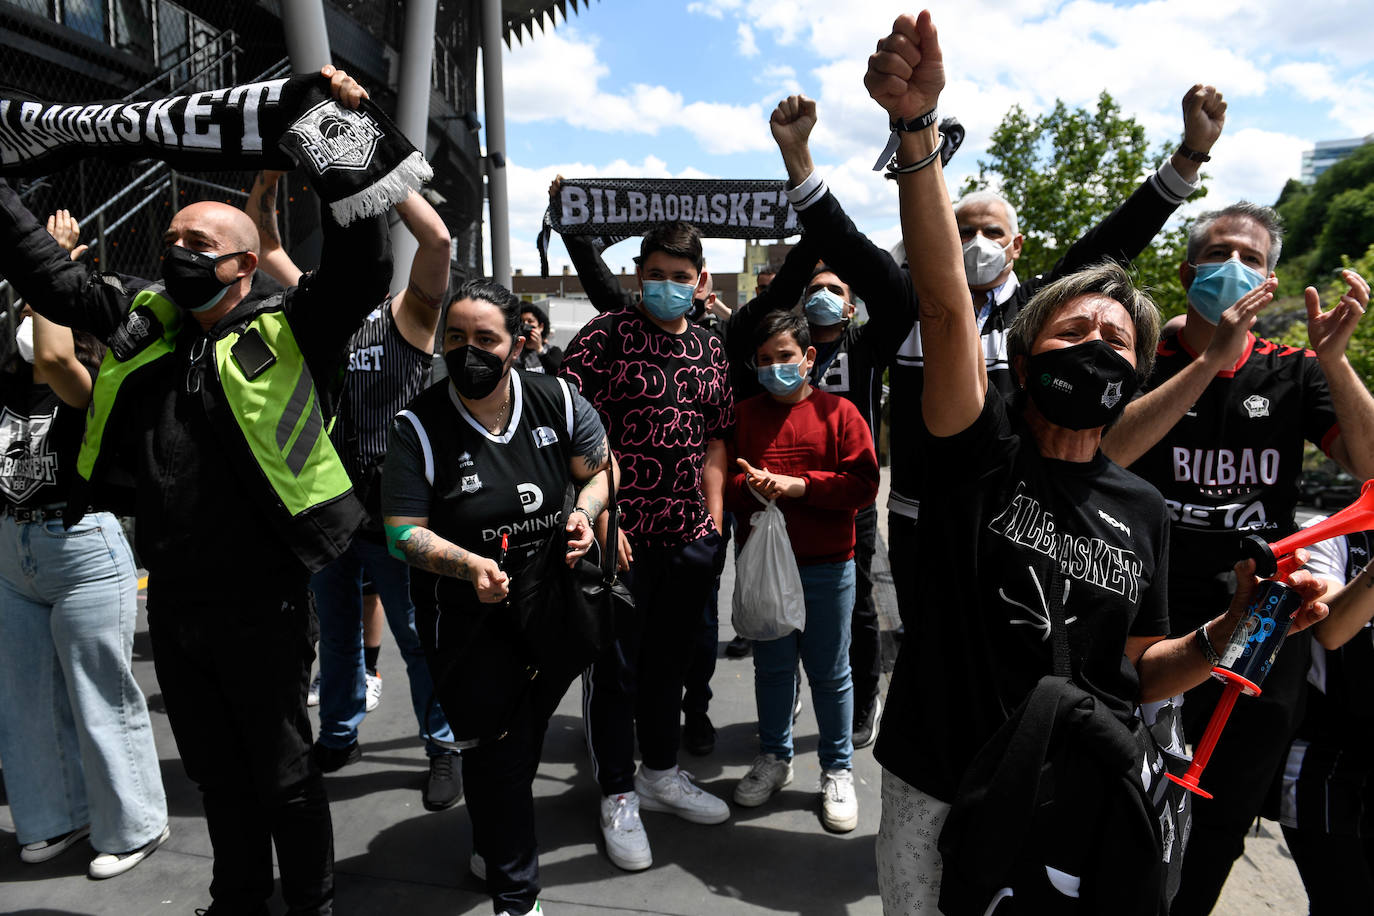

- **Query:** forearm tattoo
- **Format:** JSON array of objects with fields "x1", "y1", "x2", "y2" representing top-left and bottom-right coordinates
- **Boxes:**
[{"x1": 399, "y1": 527, "x2": 472, "y2": 580}]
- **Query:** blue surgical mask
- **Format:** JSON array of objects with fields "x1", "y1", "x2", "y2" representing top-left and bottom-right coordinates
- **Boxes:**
[
  {"x1": 804, "y1": 289, "x2": 847, "y2": 327},
  {"x1": 641, "y1": 279, "x2": 697, "y2": 321},
  {"x1": 1187, "y1": 257, "x2": 1267, "y2": 325},
  {"x1": 757, "y1": 360, "x2": 807, "y2": 396}
]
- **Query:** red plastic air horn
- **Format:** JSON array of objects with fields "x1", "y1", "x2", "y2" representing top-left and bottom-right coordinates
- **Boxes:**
[{"x1": 1166, "y1": 480, "x2": 1374, "y2": 798}]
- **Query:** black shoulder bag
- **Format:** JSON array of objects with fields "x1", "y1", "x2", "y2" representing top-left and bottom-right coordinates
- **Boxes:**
[{"x1": 509, "y1": 466, "x2": 635, "y2": 672}]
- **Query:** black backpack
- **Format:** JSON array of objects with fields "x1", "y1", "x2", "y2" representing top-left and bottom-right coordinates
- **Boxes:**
[{"x1": 938, "y1": 570, "x2": 1190, "y2": 915}]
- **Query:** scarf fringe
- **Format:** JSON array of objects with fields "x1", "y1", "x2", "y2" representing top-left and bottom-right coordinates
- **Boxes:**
[{"x1": 328, "y1": 151, "x2": 434, "y2": 226}]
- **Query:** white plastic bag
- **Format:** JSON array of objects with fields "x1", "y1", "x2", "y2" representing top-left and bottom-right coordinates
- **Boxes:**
[{"x1": 731, "y1": 493, "x2": 806, "y2": 641}]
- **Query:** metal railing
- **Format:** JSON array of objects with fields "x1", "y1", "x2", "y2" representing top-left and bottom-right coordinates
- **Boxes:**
[{"x1": 0, "y1": 52, "x2": 290, "y2": 307}]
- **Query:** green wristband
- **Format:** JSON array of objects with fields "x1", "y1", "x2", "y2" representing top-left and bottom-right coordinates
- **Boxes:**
[{"x1": 385, "y1": 523, "x2": 418, "y2": 560}]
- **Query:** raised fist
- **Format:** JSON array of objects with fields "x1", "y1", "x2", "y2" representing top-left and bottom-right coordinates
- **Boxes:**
[
  {"x1": 770, "y1": 95, "x2": 817, "y2": 151},
  {"x1": 1181, "y1": 84, "x2": 1226, "y2": 154},
  {"x1": 864, "y1": 11, "x2": 945, "y2": 122}
]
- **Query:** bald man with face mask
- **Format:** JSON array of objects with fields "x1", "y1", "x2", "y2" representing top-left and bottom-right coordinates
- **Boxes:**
[{"x1": 0, "y1": 67, "x2": 391, "y2": 916}]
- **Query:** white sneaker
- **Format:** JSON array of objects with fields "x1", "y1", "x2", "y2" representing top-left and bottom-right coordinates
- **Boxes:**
[
  {"x1": 20, "y1": 825, "x2": 90, "y2": 863},
  {"x1": 733, "y1": 753, "x2": 793, "y2": 807},
  {"x1": 820, "y1": 768, "x2": 858, "y2": 833},
  {"x1": 307, "y1": 671, "x2": 321, "y2": 707},
  {"x1": 599, "y1": 792, "x2": 652, "y2": 871},
  {"x1": 498, "y1": 902, "x2": 542, "y2": 916},
  {"x1": 365, "y1": 670, "x2": 383, "y2": 713},
  {"x1": 634, "y1": 766, "x2": 730, "y2": 825},
  {"x1": 88, "y1": 825, "x2": 170, "y2": 879}
]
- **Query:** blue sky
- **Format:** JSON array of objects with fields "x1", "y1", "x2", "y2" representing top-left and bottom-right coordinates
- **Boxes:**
[{"x1": 488, "y1": 0, "x2": 1374, "y2": 278}]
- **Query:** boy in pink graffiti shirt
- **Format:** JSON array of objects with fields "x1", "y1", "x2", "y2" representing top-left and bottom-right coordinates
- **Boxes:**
[{"x1": 560, "y1": 220, "x2": 735, "y2": 872}]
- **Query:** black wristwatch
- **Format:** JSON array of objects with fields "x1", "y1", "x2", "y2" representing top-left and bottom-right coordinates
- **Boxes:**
[{"x1": 1176, "y1": 142, "x2": 1211, "y2": 163}]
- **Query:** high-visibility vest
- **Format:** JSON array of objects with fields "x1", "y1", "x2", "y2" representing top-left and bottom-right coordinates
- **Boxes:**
[{"x1": 72, "y1": 286, "x2": 362, "y2": 572}]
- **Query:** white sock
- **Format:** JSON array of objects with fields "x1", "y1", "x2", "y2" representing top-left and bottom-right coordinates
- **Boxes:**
[{"x1": 640, "y1": 764, "x2": 676, "y2": 782}]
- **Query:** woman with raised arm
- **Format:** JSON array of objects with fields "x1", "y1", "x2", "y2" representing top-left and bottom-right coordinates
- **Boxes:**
[{"x1": 863, "y1": 12, "x2": 1328, "y2": 915}]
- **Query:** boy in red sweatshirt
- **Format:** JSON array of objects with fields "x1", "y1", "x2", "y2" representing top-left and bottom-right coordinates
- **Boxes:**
[{"x1": 727, "y1": 310, "x2": 879, "y2": 832}]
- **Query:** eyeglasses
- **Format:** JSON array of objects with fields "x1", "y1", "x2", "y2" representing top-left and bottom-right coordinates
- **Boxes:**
[{"x1": 185, "y1": 337, "x2": 208, "y2": 396}]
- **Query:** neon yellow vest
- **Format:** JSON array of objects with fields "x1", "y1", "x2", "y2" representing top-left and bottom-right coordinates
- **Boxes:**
[{"x1": 74, "y1": 287, "x2": 361, "y2": 571}]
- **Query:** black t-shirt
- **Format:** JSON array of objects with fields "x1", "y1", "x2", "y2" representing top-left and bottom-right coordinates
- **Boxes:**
[
  {"x1": 382, "y1": 369, "x2": 606, "y2": 610},
  {"x1": 0, "y1": 362, "x2": 90, "y2": 508},
  {"x1": 874, "y1": 388, "x2": 1171, "y2": 801},
  {"x1": 1131, "y1": 332, "x2": 1337, "y2": 631}
]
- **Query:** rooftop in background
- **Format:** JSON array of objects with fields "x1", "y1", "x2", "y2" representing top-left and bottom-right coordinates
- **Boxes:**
[{"x1": 1301, "y1": 133, "x2": 1374, "y2": 184}]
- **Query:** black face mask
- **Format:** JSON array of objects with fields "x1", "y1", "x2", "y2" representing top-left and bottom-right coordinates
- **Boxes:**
[
  {"x1": 1025, "y1": 339, "x2": 1138, "y2": 431},
  {"x1": 445, "y1": 343, "x2": 511, "y2": 400},
  {"x1": 160, "y1": 246, "x2": 248, "y2": 313}
]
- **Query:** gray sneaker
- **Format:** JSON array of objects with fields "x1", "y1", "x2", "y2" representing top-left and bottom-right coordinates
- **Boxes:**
[
  {"x1": 599, "y1": 792, "x2": 652, "y2": 871},
  {"x1": 820, "y1": 768, "x2": 858, "y2": 833},
  {"x1": 634, "y1": 766, "x2": 730, "y2": 825},
  {"x1": 733, "y1": 753, "x2": 793, "y2": 807}
]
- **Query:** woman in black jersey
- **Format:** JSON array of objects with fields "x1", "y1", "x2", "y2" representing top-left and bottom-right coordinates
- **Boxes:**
[
  {"x1": 864, "y1": 15, "x2": 1330, "y2": 914},
  {"x1": 0, "y1": 212, "x2": 168, "y2": 878},
  {"x1": 382, "y1": 279, "x2": 613, "y2": 916}
]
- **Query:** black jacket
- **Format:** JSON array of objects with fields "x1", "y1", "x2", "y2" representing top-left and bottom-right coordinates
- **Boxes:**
[{"x1": 0, "y1": 178, "x2": 391, "y2": 594}]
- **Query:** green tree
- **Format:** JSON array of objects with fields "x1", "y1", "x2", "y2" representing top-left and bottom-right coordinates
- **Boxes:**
[
  {"x1": 961, "y1": 91, "x2": 1201, "y2": 317},
  {"x1": 1273, "y1": 241, "x2": 1374, "y2": 390},
  {"x1": 1274, "y1": 141, "x2": 1374, "y2": 304}
]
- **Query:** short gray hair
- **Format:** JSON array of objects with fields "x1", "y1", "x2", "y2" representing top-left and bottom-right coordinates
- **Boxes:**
[
  {"x1": 1008, "y1": 260, "x2": 1161, "y2": 383},
  {"x1": 953, "y1": 190, "x2": 1019, "y2": 236},
  {"x1": 1186, "y1": 202, "x2": 1284, "y2": 272}
]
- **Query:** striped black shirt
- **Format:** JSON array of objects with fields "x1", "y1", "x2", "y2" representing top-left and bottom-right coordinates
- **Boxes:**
[{"x1": 332, "y1": 301, "x2": 432, "y2": 519}]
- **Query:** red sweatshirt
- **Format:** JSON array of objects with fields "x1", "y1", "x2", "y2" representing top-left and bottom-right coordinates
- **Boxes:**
[{"x1": 728, "y1": 389, "x2": 880, "y2": 565}]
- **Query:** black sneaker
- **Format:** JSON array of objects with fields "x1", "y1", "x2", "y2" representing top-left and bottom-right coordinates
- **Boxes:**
[
  {"x1": 312, "y1": 740, "x2": 361, "y2": 773},
  {"x1": 424, "y1": 753, "x2": 463, "y2": 811},
  {"x1": 853, "y1": 696, "x2": 883, "y2": 749},
  {"x1": 724, "y1": 635, "x2": 751, "y2": 658},
  {"x1": 682, "y1": 712, "x2": 716, "y2": 756}
]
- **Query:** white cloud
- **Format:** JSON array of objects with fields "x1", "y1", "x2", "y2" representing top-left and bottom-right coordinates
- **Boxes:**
[
  {"x1": 737, "y1": 22, "x2": 759, "y2": 58},
  {"x1": 500, "y1": 1, "x2": 1374, "y2": 275},
  {"x1": 707, "y1": 0, "x2": 1374, "y2": 191},
  {"x1": 1189, "y1": 128, "x2": 1311, "y2": 214},
  {"x1": 501, "y1": 28, "x2": 768, "y2": 154},
  {"x1": 1272, "y1": 62, "x2": 1374, "y2": 136}
]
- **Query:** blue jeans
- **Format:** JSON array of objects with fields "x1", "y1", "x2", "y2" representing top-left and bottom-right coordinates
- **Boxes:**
[
  {"x1": 0, "y1": 512, "x2": 167, "y2": 852},
  {"x1": 311, "y1": 534, "x2": 452, "y2": 754},
  {"x1": 753, "y1": 559, "x2": 855, "y2": 771}
]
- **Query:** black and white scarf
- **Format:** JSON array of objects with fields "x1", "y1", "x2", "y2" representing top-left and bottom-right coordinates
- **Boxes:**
[
  {"x1": 0, "y1": 74, "x2": 430, "y2": 225},
  {"x1": 537, "y1": 177, "x2": 798, "y2": 276}
]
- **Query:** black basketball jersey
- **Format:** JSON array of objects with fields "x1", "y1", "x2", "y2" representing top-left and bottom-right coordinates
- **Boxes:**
[
  {"x1": 1132, "y1": 332, "x2": 1338, "y2": 617},
  {"x1": 398, "y1": 370, "x2": 577, "y2": 617}
]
